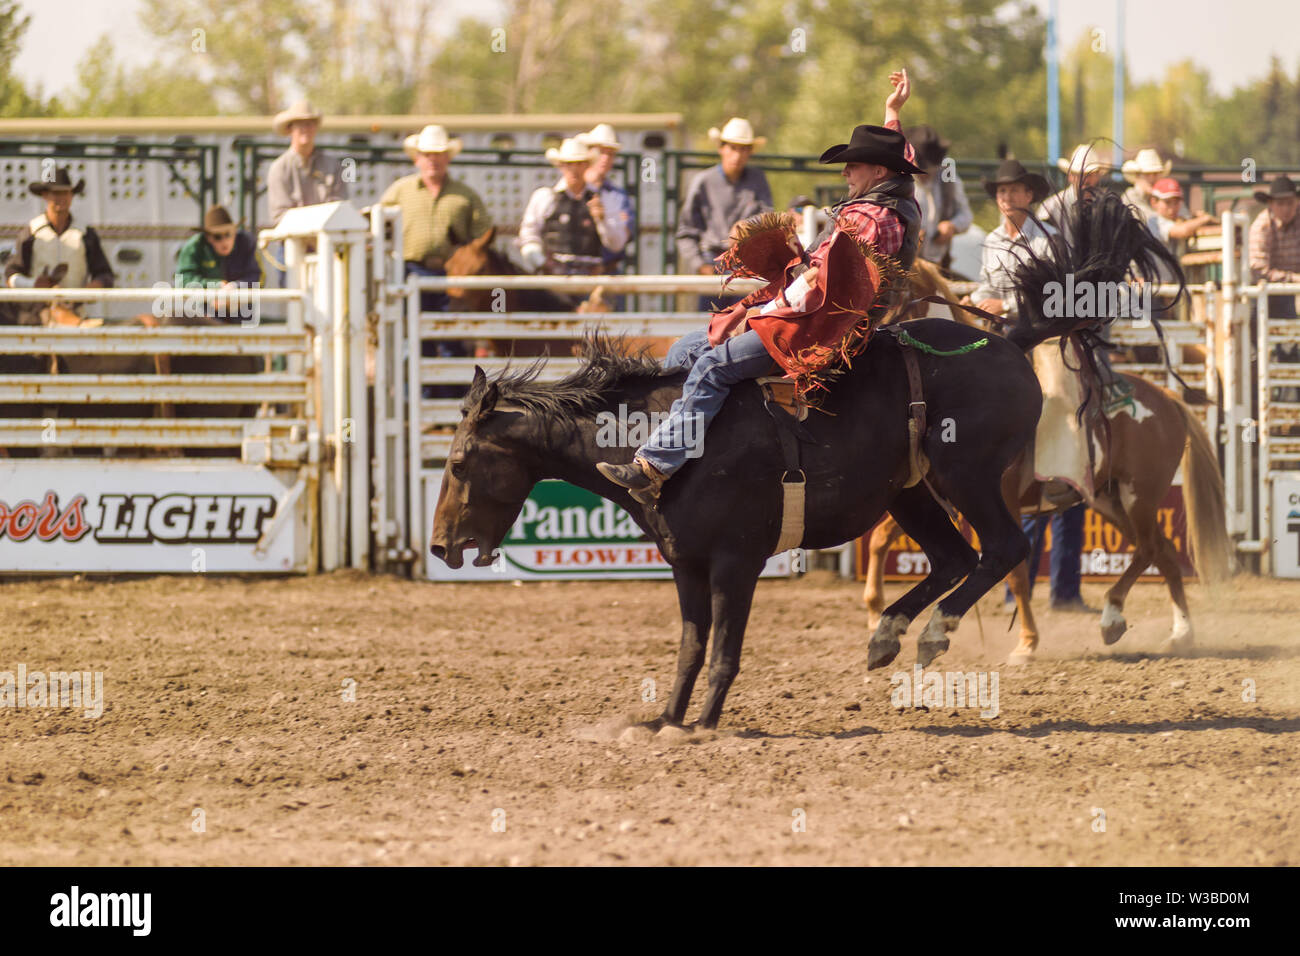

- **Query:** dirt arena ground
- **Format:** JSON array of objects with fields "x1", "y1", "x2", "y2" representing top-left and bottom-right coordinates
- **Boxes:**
[{"x1": 1, "y1": 570, "x2": 1296, "y2": 866}]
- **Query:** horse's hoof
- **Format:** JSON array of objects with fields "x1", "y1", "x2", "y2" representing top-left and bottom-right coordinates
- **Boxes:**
[
  {"x1": 916, "y1": 637, "x2": 950, "y2": 669},
  {"x1": 1100, "y1": 602, "x2": 1128, "y2": 646},
  {"x1": 867, "y1": 637, "x2": 901, "y2": 670},
  {"x1": 867, "y1": 614, "x2": 908, "y2": 670},
  {"x1": 915, "y1": 610, "x2": 960, "y2": 668},
  {"x1": 1160, "y1": 634, "x2": 1195, "y2": 656},
  {"x1": 1006, "y1": 646, "x2": 1035, "y2": 666}
]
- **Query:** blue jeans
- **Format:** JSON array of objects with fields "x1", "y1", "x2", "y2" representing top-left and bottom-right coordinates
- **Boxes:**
[
  {"x1": 639, "y1": 328, "x2": 774, "y2": 477},
  {"x1": 1006, "y1": 503, "x2": 1086, "y2": 604}
]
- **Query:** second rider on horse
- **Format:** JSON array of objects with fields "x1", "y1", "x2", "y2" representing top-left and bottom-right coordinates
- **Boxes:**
[{"x1": 599, "y1": 69, "x2": 925, "y2": 505}]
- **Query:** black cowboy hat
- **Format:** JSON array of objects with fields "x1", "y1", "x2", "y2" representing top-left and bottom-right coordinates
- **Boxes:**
[
  {"x1": 819, "y1": 125, "x2": 925, "y2": 175},
  {"x1": 28, "y1": 167, "x2": 85, "y2": 197},
  {"x1": 981, "y1": 158, "x2": 1052, "y2": 204},
  {"x1": 1254, "y1": 175, "x2": 1299, "y2": 205},
  {"x1": 904, "y1": 124, "x2": 950, "y2": 167}
]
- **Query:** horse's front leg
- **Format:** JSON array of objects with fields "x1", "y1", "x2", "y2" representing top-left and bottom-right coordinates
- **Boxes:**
[
  {"x1": 695, "y1": 557, "x2": 763, "y2": 730},
  {"x1": 660, "y1": 564, "x2": 713, "y2": 727}
]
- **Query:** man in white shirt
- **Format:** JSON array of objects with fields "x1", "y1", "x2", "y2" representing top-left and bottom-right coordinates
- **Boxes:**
[
  {"x1": 969, "y1": 159, "x2": 1056, "y2": 317},
  {"x1": 518, "y1": 138, "x2": 630, "y2": 276}
]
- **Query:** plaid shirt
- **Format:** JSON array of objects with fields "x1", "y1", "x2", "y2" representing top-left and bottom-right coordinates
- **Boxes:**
[
  {"x1": 380, "y1": 174, "x2": 492, "y2": 264},
  {"x1": 1249, "y1": 208, "x2": 1300, "y2": 282},
  {"x1": 808, "y1": 119, "x2": 916, "y2": 270}
]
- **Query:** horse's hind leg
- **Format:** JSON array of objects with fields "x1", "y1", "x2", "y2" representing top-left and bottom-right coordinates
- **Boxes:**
[
  {"x1": 862, "y1": 516, "x2": 903, "y2": 629},
  {"x1": 1110, "y1": 492, "x2": 1194, "y2": 654},
  {"x1": 867, "y1": 484, "x2": 978, "y2": 670},
  {"x1": 660, "y1": 565, "x2": 713, "y2": 728},
  {"x1": 923, "y1": 480, "x2": 1030, "y2": 669}
]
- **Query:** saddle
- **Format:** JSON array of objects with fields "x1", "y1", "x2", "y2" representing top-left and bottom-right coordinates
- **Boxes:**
[{"x1": 756, "y1": 375, "x2": 808, "y2": 422}]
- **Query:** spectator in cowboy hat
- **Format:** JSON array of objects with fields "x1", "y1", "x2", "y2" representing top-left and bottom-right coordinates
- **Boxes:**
[
  {"x1": 1122, "y1": 147, "x2": 1173, "y2": 222},
  {"x1": 266, "y1": 100, "x2": 348, "y2": 227},
  {"x1": 578, "y1": 123, "x2": 636, "y2": 270},
  {"x1": 4, "y1": 167, "x2": 114, "y2": 304},
  {"x1": 903, "y1": 124, "x2": 972, "y2": 270},
  {"x1": 518, "y1": 137, "x2": 629, "y2": 279},
  {"x1": 174, "y1": 205, "x2": 262, "y2": 321},
  {"x1": 967, "y1": 158, "x2": 1055, "y2": 318},
  {"x1": 381, "y1": 124, "x2": 493, "y2": 396},
  {"x1": 380, "y1": 124, "x2": 492, "y2": 312},
  {"x1": 1039, "y1": 144, "x2": 1111, "y2": 231},
  {"x1": 676, "y1": 117, "x2": 773, "y2": 308},
  {"x1": 1145, "y1": 178, "x2": 1214, "y2": 284}
]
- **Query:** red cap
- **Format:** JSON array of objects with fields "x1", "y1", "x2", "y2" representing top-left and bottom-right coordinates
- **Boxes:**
[{"x1": 1151, "y1": 177, "x2": 1183, "y2": 200}]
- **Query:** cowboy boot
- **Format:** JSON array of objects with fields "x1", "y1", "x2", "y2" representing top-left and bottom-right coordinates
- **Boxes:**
[{"x1": 597, "y1": 457, "x2": 667, "y2": 506}]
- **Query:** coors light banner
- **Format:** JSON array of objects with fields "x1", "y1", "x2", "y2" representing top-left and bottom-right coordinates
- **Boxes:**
[{"x1": 0, "y1": 461, "x2": 302, "y2": 573}]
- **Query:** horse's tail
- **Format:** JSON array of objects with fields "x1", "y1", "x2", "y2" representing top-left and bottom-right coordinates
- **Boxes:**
[
  {"x1": 1005, "y1": 187, "x2": 1184, "y2": 356},
  {"x1": 1171, "y1": 394, "x2": 1231, "y2": 587}
]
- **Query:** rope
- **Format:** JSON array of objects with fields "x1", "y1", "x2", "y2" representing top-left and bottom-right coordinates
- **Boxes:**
[{"x1": 894, "y1": 326, "x2": 989, "y2": 357}]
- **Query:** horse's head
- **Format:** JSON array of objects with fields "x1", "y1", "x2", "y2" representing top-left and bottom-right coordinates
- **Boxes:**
[
  {"x1": 445, "y1": 227, "x2": 498, "y2": 309},
  {"x1": 429, "y1": 364, "x2": 536, "y2": 568}
]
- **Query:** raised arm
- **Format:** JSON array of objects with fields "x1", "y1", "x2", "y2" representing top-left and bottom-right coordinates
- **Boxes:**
[{"x1": 883, "y1": 68, "x2": 910, "y2": 127}]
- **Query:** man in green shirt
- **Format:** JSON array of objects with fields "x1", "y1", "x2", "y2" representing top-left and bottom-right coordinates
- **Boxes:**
[
  {"x1": 173, "y1": 205, "x2": 261, "y2": 324},
  {"x1": 380, "y1": 124, "x2": 492, "y2": 310},
  {"x1": 381, "y1": 125, "x2": 493, "y2": 395}
]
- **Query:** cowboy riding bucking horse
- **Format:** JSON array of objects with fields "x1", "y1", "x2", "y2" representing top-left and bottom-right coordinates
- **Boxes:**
[{"x1": 598, "y1": 69, "x2": 925, "y2": 502}]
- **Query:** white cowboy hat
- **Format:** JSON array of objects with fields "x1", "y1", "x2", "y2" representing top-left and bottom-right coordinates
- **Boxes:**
[
  {"x1": 273, "y1": 100, "x2": 323, "y2": 136},
  {"x1": 1121, "y1": 147, "x2": 1173, "y2": 182},
  {"x1": 545, "y1": 137, "x2": 594, "y2": 166},
  {"x1": 707, "y1": 117, "x2": 766, "y2": 148},
  {"x1": 577, "y1": 123, "x2": 622, "y2": 151},
  {"x1": 403, "y1": 125, "x2": 463, "y2": 160},
  {"x1": 1056, "y1": 144, "x2": 1112, "y2": 176}
]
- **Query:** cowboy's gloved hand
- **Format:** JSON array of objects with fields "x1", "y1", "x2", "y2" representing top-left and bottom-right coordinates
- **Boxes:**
[
  {"x1": 32, "y1": 267, "x2": 57, "y2": 289},
  {"x1": 520, "y1": 244, "x2": 545, "y2": 273}
]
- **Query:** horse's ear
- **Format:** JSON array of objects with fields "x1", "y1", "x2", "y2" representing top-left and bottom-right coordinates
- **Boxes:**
[{"x1": 472, "y1": 227, "x2": 496, "y2": 249}]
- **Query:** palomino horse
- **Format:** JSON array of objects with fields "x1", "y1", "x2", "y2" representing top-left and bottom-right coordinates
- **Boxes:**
[{"x1": 443, "y1": 227, "x2": 611, "y2": 358}]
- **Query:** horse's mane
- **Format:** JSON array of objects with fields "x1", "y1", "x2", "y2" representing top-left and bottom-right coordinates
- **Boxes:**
[{"x1": 491, "y1": 333, "x2": 675, "y2": 423}]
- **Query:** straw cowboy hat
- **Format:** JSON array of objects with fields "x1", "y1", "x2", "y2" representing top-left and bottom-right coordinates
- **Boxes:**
[
  {"x1": 982, "y1": 158, "x2": 1052, "y2": 204},
  {"x1": 403, "y1": 125, "x2": 463, "y2": 160},
  {"x1": 1057, "y1": 144, "x2": 1112, "y2": 176},
  {"x1": 545, "y1": 138, "x2": 594, "y2": 166},
  {"x1": 273, "y1": 100, "x2": 323, "y2": 136},
  {"x1": 1254, "y1": 175, "x2": 1299, "y2": 205},
  {"x1": 707, "y1": 118, "x2": 766, "y2": 148},
  {"x1": 28, "y1": 166, "x2": 85, "y2": 197},
  {"x1": 1122, "y1": 148, "x2": 1172, "y2": 182},
  {"x1": 578, "y1": 124, "x2": 622, "y2": 151}
]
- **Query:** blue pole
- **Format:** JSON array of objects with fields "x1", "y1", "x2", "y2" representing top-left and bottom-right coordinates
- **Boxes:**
[
  {"x1": 1047, "y1": 0, "x2": 1060, "y2": 167},
  {"x1": 1113, "y1": 0, "x2": 1126, "y2": 169}
]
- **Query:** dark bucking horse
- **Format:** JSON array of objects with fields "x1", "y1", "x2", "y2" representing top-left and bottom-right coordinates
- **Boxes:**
[{"x1": 429, "y1": 191, "x2": 1170, "y2": 729}]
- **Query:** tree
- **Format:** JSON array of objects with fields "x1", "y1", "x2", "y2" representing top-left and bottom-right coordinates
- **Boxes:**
[{"x1": 0, "y1": 0, "x2": 45, "y2": 117}]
